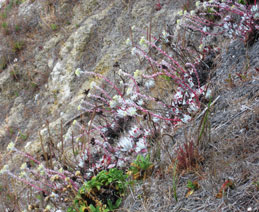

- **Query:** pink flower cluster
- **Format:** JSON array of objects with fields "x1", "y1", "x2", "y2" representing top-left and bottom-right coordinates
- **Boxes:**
[{"x1": 183, "y1": 0, "x2": 259, "y2": 44}]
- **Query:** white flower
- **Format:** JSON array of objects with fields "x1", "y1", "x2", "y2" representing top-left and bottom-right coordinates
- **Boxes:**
[
  {"x1": 135, "y1": 139, "x2": 147, "y2": 153},
  {"x1": 57, "y1": 142, "x2": 62, "y2": 149},
  {"x1": 45, "y1": 205, "x2": 52, "y2": 210},
  {"x1": 72, "y1": 120, "x2": 77, "y2": 125},
  {"x1": 77, "y1": 105, "x2": 81, "y2": 110},
  {"x1": 145, "y1": 79, "x2": 155, "y2": 89},
  {"x1": 174, "y1": 90, "x2": 183, "y2": 99},
  {"x1": 125, "y1": 38, "x2": 132, "y2": 46},
  {"x1": 113, "y1": 95, "x2": 123, "y2": 103},
  {"x1": 251, "y1": 5, "x2": 258, "y2": 12},
  {"x1": 0, "y1": 165, "x2": 9, "y2": 174},
  {"x1": 110, "y1": 95, "x2": 123, "y2": 108},
  {"x1": 90, "y1": 81, "x2": 96, "y2": 89},
  {"x1": 202, "y1": 26, "x2": 208, "y2": 32},
  {"x1": 130, "y1": 94, "x2": 138, "y2": 101},
  {"x1": 117, "y1": 109, "x2": 128, "y2": 117},
  {"x1": 118, "y1": 69, "x2": 123, "y2": 76},
  {"x1": 188, "y1": 103, "x2": 199, "y2": 113},
  {"x1": 137, "y1": 99, "x2": 144, "y2": 105},
  {"x1": 190, "y1": 10, "x2": 195, "y2": 16},
  {"x1": 126, "y1": 107, "x2": 137, "y2": 116},
  {"x1": 178, "y1": 10, "x2": 183, "y2": 16},
  {"x1": 152, "y1": 116, "x2": 160, "y2": 123},
  {"x1": 162, "y1": 30, "x2": 168, "y2": 38},
  {"x1": 7, "y1": 142, "x2": 15, "y2": 151},
  {"x1": 118, "y1": 137, "x2": 133, "y2": 152},
  {"x1": 247, "y1": 207, "x2": 252, "y2": 212},
  {"x1": 195, "y1": 1, "x2": 200, "y2": 8},
  {"x1": 78, "y1": 160, "x2": 84, "y2": 168},
  {"x1": 182, "y1": 114, "x2": 191, "y2": 123},
  {"x1": 144, "y1": 129, "x2": 151, "y2": 136},
  {"x1": 131, "y1": 47, "x2": 137, "y2": 55},
  {"x1": 19, "y1": 171, "x2": 26, "y2": 178},
  {"x1": 117, "y1": 159, "x2": 125, "y2": 167},
  {"x1": 50, "y1": 192, "x2": 58, "y2": 198},
  {"x1": 20, "y1": 163, "x2": 27, "y2": 170},
  {"x1": 176, "y1": 19, "x2": 181, "y2": 26},
  {"x1": 109, "y1": 99, "x2": 117, "y2": 108},
  {"x1": 129, "y1": 126, "x2": 142, "y2": 138},
  {"x1": 203, "y1": 2, "x2": 208, "y2": 8}
]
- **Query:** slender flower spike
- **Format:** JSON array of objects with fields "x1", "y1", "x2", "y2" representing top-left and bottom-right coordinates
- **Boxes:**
[
  {"x1": 133, "y1": 69, "x2": 141, "y2": 79},
  {"x1": 90, "y1": 81, "x2": 97, "y2": 89},
  {"x1": 178, "y1": 10, "x2": 183, "y2": 16},
  {"x1": 190, "y1": 10, "x2": 195, "y2": 16},
  {"x1": 139, "y1": 36, "x2": 147, "y2": 47},
  {"x1": 199, "y1": 44, "x2": 204, "y2": 51},
  {"x1": 75, "y1": 68, "x2": 83, "y2": 77},
  {"x1": 205, "y1": 88, "x2": 212, "y2": 99},
  {"x1": 7, "y1": 142, "x2": 15, "y2": 151},
  {"x1": 125, "y1": 38, "x2": 132, "y2": 46}
]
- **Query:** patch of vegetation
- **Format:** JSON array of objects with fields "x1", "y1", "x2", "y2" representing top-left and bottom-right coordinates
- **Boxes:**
[
  {"x1": 68, "y1": 168, "x2": 128, "y2": 212},
  {"x1": 128, "y1": 154, "x2": 153, "y2": 180}
]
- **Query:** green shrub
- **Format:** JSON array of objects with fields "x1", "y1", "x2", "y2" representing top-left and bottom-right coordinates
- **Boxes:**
[
  {"x1": 129, "y1": 154, "x2": 153, "y2": 180},
  {"x1": 68, "y1": 168, "x2": 128, "y2": 212}
]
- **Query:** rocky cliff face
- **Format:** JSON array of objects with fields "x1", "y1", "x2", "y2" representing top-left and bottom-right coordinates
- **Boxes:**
[
  {"x1": 0, "y1": 0, "x2": 178, "y2": 152},
  {"x1": 0, "y1": 0, "x2": 258, "y2": 211}
]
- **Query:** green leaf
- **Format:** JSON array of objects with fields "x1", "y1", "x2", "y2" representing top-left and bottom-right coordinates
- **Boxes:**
[{"x1": 115, "y1": 198, "x2": 122, "y2": 208}]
